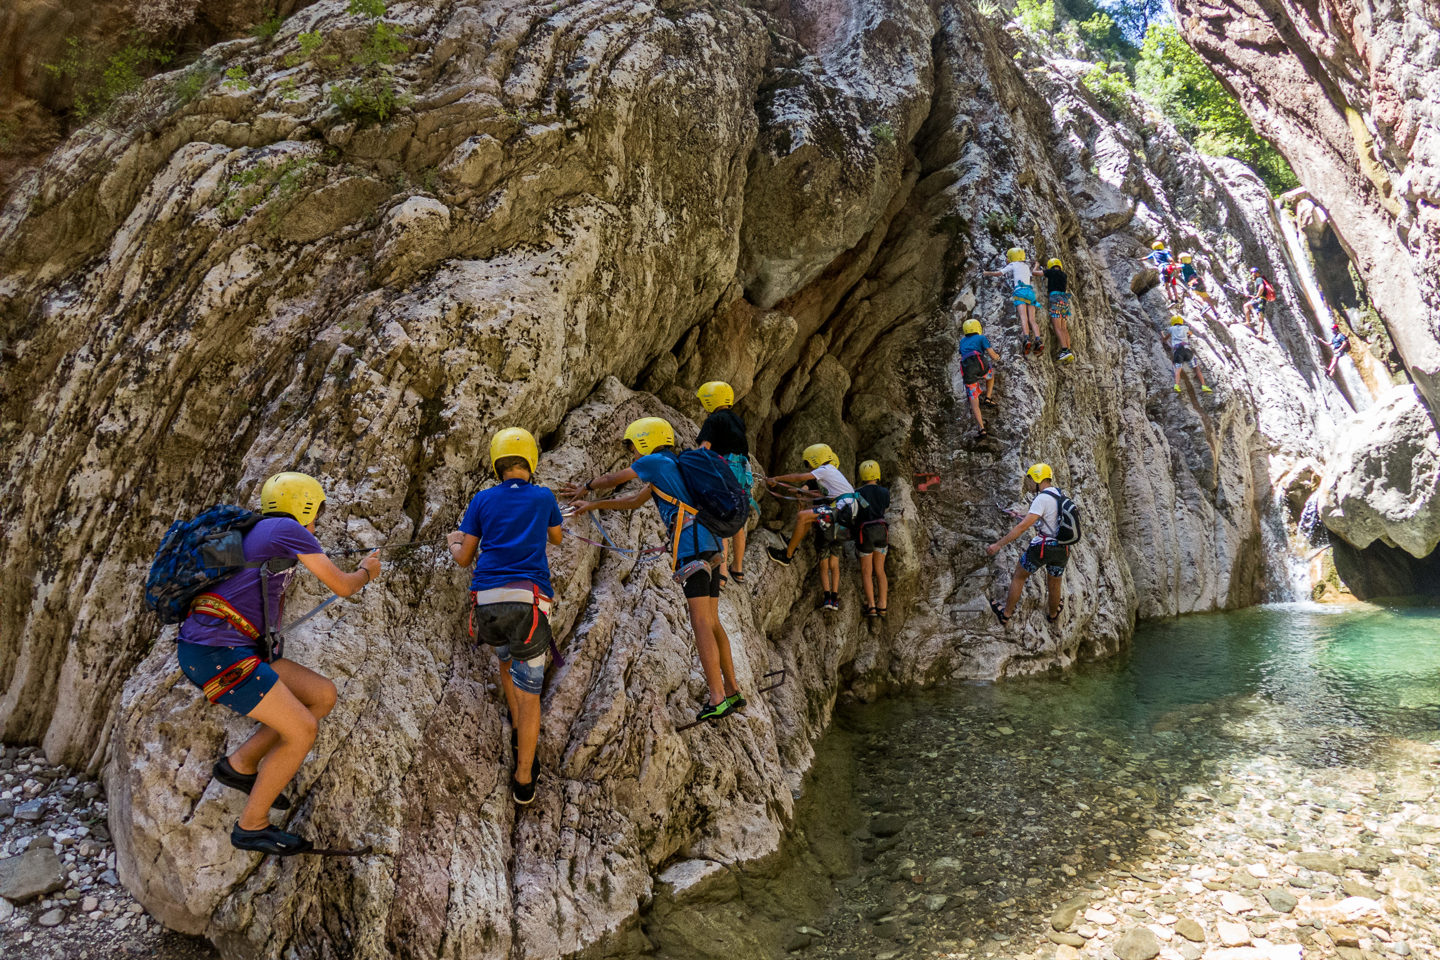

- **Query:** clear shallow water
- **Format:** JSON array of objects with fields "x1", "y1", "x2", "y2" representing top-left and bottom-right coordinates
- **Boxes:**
[{"x1": 637, "y1": 603, "x2": 1440, "y2": 959}]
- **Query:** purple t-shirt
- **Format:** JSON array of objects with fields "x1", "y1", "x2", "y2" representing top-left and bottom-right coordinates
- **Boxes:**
[{"x1": 177, "y1": 517, "x2": 324, "y2": 648}]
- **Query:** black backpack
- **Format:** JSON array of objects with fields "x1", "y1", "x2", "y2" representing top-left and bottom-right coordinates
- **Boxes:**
[
  {"x1": 960, "y1": 348, "x2": 991, "y2": 385},
  {"x1": 1041, "y1": 488, "x2": 1082, "y2": 546},
  {"x1": 144, "y1": 505, "x2": 264, "y2": 624}
]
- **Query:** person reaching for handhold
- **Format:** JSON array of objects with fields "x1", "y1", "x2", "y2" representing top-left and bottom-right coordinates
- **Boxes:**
[
  {"x1": 958, "y1": 318, "x2": 1002, "y2": 439},
  {"x1": 1178, "y1": 254, "x2": 1220, "y2": 320},
  {"x1": 985, "y1": 463, "x2": 1078, "y2": 628},
  {"x1": 695, "y1": 381, "x2": 754, "y2": 586},
  {"x1": 1315, "y1": 323, "x2": 1351, "y2": 378},
  {"x1": 1041, "y1": 257, "x2": 1076, "y2": 363},
  {"x1": 447, "y1": 428, "x2": 563, "y2": 806},
  {"x1": 765, "y1": 443, "x2": 864, "y2": 613},
  {"x1": 983, "y1": 247, "x2": 1043, "y2": 356},
  {"x1": 172, "y1": 472, "x2": 381, "y2": 855},
  {"x1": 1138, "y1": 241, "x2": 1181, "y2": 306},
  {"x1": 853, "y1": 460, "x2": 892, "y2": 619},
  {"x1": 563, "y1": 418, "x2": 744, "y2": 725},
  {"x1": 1241, "y1": 266, "x2": 1273, "y2": 340},
  {"x1": 1165, "y1": 315, "x2": 1213, "y2": 394}
]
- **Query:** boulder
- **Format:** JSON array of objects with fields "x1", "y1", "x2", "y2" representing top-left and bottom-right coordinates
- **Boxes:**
[{"x1": 0, "y1": 845, "x2": 65, "y2": 904}]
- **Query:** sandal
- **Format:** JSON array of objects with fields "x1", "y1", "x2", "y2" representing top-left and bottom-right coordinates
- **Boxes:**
[
  {"x1": 730, "y1": 570, "x2": 746, "y2": 584},
  {"x1": 1047, "y1": 600, "x2": 1065, "y2": 623},
  {"x1": 864, "y1": 606, "x2": 878, "y2": 619},
  {"x1": 976, "y1": 428, "x2": 989, "y2": 440},
  {"x1": 877, "y1": 606, "x2": 887, "y2": 618},
  {"x1": 988, "y1": 599, "x2": 1010, "y2": 626}
]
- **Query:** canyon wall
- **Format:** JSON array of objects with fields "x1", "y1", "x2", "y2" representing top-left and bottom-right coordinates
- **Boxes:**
[{"x1": 0, "y1": 1, "x2": 1354, "y2": 957}]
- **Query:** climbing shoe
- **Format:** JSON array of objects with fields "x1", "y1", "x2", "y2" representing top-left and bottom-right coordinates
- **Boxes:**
[
  {"x1": 1020, "y1": 338, "x2": 1031, "y2": 356},
  {"x1": 695, "y1": 699, "x2": 733, "y2": 724},
  {"x1": 723, "y1": 692, "x2": 747, "y2": 712},
  {"x1": 1173, "y1": 384, "x2": 1182, "y2": 392},
  {"x1": 766, "y1": 546, "x2": 793, "y2": 566},
  {"x1": 1201, "y1": 385, "x2": 1213, "y2": 393},
  {"x1": 512, "y1": 776, "x2": 536, "y2": 806},
  {"x1": 213, "y1": 757, "x2": 291, "y2": 811},
  {"x1": 1032, "y1": 336, "x2": 1044, "y2": 354},
  {"x1": 1058, "y1": 348, "x2": 1075, "y2": 363},
  {"x1": 231, "y1": 823, "x2": 313, "y2": 856}
]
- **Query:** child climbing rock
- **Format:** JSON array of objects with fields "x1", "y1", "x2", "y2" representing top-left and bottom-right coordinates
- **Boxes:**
[
  {"x1": 1040, "y1": 257, "x2": 1076, "y2": 363},
  {"x1": 447, "y1": 428, "x2": 564, "y2": 806},
  {"x1": 1315, "y1": 323, "x2": 1352, "y2": 378},
  {"x1": 172, "y1": 472, "x2": 381, "y2": 855},
  {"x1": 765, "y1": 443, "x2": 863, "y2": 613},
  {"x1": 1178, "y1": 254, "x2": 1220, "y2": 320},
  {"x1": 986, "y1": 463, "x2": 1077, "y2": 627},
  {"x1": 958, "y1": 318, "x2": 1001, "y2": 439},
  {"x1": 984, "y1": 247, "x2": 1043, "y2": 356},
  {"x1": 695, "y1": 380, "x2": 754, "y2": 586},
  {"x1": 853, "y1": 460, "x2": 891, "y2": 619},
  {"x1": 564, "y1": 418, "x2": 744, "y2": 725},
  {"x1": 1138, "y1": 241, "x2": 1182, "y2": 306},
  {"x1": 1241, "y1": 266, "x2": 1273, "y2": 340},
  {"x1": 1166, "y1": 315, "x2": 1214, "y2": 394}
]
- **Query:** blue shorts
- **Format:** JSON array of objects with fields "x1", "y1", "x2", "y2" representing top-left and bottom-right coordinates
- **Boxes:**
[
  {"x1": 1012, "y1": 284, "x2": 1037, "y2": 307},
  {"x1": 177, "y1": 641, "x2": 279, "y2": 716}
]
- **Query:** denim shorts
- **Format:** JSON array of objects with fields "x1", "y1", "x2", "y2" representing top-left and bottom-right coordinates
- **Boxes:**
[
  {"x1": 470, "y1": 602, "x2": 550, "y2": 695},
  {"x1": 177, "y1": 641, "x2": 279, "y2": 716}
]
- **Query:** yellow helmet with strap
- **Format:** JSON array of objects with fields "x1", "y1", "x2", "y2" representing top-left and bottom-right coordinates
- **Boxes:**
[
  {"x1": 1006, "y1": 247, "x2": 1026, "y2": 262},
  {"x1": 962, "y1": 318, "x2": 983, "y2": 335},
  {"x1": 859, "y1": 460, "x2": 881, "y2": 483},
  {"x1": 695, "y1": 381, "x2": 735, "y2": 413},
  {"x1": 623, "y1": 417, "x2": 676, "y2": 456},
  {"x1": 1026, "y1": 462, "x2": 1053, "y2": 484},
  {"x1": 1047, "y1": 258, "x2": 1062, "y2": 269},
  {"x1": 490, "y1": 427, "x2": 539, "y2": 478},
  {"x1": 803, "y1": 443, "x2": 839, "y2": 469},
  {"x1": 260, "y1": 472, "x2": 326, "y2": 525},
  {"x1": 1151, "y1": 240, "x2": 1166, "y2": 250}
]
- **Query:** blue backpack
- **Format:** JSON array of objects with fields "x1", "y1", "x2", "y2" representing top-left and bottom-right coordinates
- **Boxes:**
[
  {"x1": 144, "y1": 506, "x2": 264, "y2": 624},
  {"x1": 651, "y1": 448, "x2": 750, "y2": 545}
]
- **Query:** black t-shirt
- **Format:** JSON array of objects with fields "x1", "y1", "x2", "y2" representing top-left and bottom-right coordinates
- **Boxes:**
[
  {"x1": 1043, "y1": 267, "x2": 1068, "y2": 293},
  {"x1": 855, "y1": 483, "x2": 891, "y2": 524},
  {"x1": 696, "y1": 410, "x2": 749, "y2": 458}
]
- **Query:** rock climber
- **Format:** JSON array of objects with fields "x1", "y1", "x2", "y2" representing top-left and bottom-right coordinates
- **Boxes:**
[
  {"x1": 176, "y1": 472, "x2": 381, "y2": 855},
  {"x1": 983, "y1": 247, "x2": 1043, "y2": 356},
  {"x1": 1138, "y1": 241, "x2": 1182, "y2": 306},
  {"x1": 958, "y1": 318, "x2": 1001, "y2": 440},
  {"x1": 446, "y1": 428, "x2": 563, "y2": 806},
  {"x1": 695, "y1": 380, "x2": 754, "y2": 586},
  {"x1": 563, "y1": 417, "x2": 744, "y2": 725},
  {"x1": 986, "y1": 463, "x2": 1070, "y2": 627},
  {"x1": 765, "y1": 443, "x2": 864, "y2": 613},
  {"x1": 1241, "y1": 266, "x2": 1273, "y2": 340},
  {"x1": 1166, "y1": 315, "x2": 1214, "y2": 394},
  {"x1": 853, "y1": 460, "x2": 892, "y2": 619},
  {"x1": 1315, "y1": 323, "x2": 1351, "y2": 378},
  {"x1": 1040, "y1": 257, "x2": 1077, "y2": 363},
  {"x1": 1178, "y1": 254, "x2": 1220, "y2": 320}
]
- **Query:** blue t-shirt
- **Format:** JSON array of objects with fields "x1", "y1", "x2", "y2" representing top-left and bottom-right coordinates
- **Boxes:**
[
  {"x1": 1331, "y1": 332, "x2": 1349, "y2": 351},
  {"x1": 958, "y1": 333, "x2": 991, "y2": 357},
  {"x1": 1180, "y1": 263, "x2": 1199, "y2": 283},
  {"x1": 178, "y1": 517, "x2": 324, "y2": 648},
  {"x1": 460, "y1": 479, "x2": 563, "y2": 596},
  {"x1": 1144, "y1": 250, "x2": 1172, "y2": 265},
  {"x1": 632, "y1": 452, "x2": 721, "y2": 561}
]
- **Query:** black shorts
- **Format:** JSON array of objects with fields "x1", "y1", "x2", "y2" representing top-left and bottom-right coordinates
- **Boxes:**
[
  {"x1": 812, "y1": 515, "x2": 847, "y2": 558},
  {"x1": 1020, "y1": 541, "x2": 1069, "y2": 578},
  {"x1": 857, "y1": 520, "x2": 889, "y2": 556},
  {"x1": 680, "y1": 551, "x2": 723, "y2": 600},
  {"x1": 469, "y1": 601, "x2": 552, "y2": 661}
]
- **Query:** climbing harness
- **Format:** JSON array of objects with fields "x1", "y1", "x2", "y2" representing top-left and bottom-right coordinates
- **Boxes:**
[
  {"x1": 674, "y1": 669, "x2": 788, "y2": 732},
  {"x1": 564, "y1": 514, "x2": 667, "y2": 562}
]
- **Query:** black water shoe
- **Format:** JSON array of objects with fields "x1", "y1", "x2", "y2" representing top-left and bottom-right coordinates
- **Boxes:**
[
  {"x1": 231, "y1": 823, "x2": 313, "y2": 856},
  {"x1": 766, "y1": 546, "x2": 792, "y2": 566},
  {"x1": 213, "y1": 757, "x2": 291, "y2": 811}
]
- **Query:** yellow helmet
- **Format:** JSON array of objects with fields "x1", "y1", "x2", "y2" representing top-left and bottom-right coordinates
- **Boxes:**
[
  {"x1": 490, "y1": 427, "x2": 539, "y2": 478},
  {"x1": 1180, "y1": 253, "x2": 1193, "y2": 263},
  {"x1": 695, "y1": 381, "x2": 735, "y2": 413},
  {"x1": 1170, "y1": 315, "x2": 1185, "y2": 325},
  {"x1": 1151, "y1": 240, "x2": 1166, "y2": 250},
  {"x1": 1025, "y1": 462, "x2": 1053, "y2": 485},
  {"x1": 962, "y1": 318, "x2": 983, "y2": 335},
  {"x1": 260, "y1": 472, "x2": 326, "y2": 525},
  {"x1": 859, "y1": 460, "x2": 881, "y2": 483},
  {"x1": 623, "y1": 417, "x2": 676, "y2": 456},
  {"x1": 802, "y1": 443, "x2": 839, "y2": 469},
  {"x1": 1006, "y1": 247, "x2": 1026, "y2": 262},
  {"x1": 1047, "y1": 258, "x2": 1062, "y2": 269}
]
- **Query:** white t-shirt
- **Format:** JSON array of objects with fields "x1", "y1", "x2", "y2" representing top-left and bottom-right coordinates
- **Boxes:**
[
  {"x1": 1026, "y1": 487, "x2": 1063, "y2": 543},
  {"x1": 998, "y1": 261, "x2": 1032, "y2": 289},
  {"x1": 1169, "y1": 323, "x2": 1190, "y2": 347},
  {"x1": 811, "y1": 464, "x2": 854, "y2": 498}
]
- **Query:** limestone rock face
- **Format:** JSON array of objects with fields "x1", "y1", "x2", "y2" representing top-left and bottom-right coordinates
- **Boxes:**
[
  {"x1": 1320, "y1": 386, "x2": 1440, "y2": 558},
  {"x1": 0, "y1": 1, "x2": 1358, "y2": 958}
]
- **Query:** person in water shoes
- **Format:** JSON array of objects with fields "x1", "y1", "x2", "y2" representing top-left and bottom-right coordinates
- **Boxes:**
[
  {"x1": 447, "y1": 428, "x2": 563, "y2": 806},
  {"x1": 1040, "y1": 257, "x2": 1077, "y2": 363},
  {"x1": 1242, "y1": 266, "x2": 1273, "y2": 340},
  {"x1": 1316, "y1": 323, "x2": 1352, "y2": 378},
  {"x1": 1138, "y1": 241, "x2": 1182, "y2": 306},
  {"x1": 1178, "y1": 254, "x2": 1220, "y2": 320},
  {"x1": 958, "y1": 318, "x2": 1002, "y2": 440},
  {"x1": 853, "y1": 460, "x2": 892, "y2": 619},
  {"x1": 986, "y1": 463, "x2": 1069, "y2": 626},
  {"x1": 695, "y1": 381, "x2": 754, "y2": 586},
  {"x1": 176, "y1": 472, "x2": 382, "y2": 856},
  {"x1": 765, "y1": 443, "x2": 863, "y2": 612},
  {"x1": 1165, "y1": 315, "x2": 1214, "y2": 394},
  {"x1": 563, "y1": 417, "x2": 743, "y2": 725},
  {"x1": 983, "y1": 247, "x2": 1043, "y2": 356}
]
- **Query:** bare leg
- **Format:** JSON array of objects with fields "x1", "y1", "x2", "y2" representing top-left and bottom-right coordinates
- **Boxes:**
[
  {"x1": 732, "y1": 524, "x2": 747, "y2": 575},
  {"x1": 511, "y1": 684, "x2": 541, "y2": 786},
  {"x1": 497, "y1": 665, "x2": 520, "y2": 735},
  {"x1": 969, "y1": 390, "x2": 985, "y2": 430},
  {"x1": 985, "y1": 374, "x2": 995, "y2": 400},
  {"x1": 1046, "y1": 574, "x2": 1062, "y2": 618},
  {"x1": 687, "y1": 597, "x2": 727, "y2": 705},
  {"x1": 876, "y1": 552, "x2": 889, "y2": 609},
  {"x1": 860, "y1": 553, "x2": 876, "y2": 609},
  {"x1": 237, "y1": 682, "x2": 318, "y2": 831},
  {"x1": 706, "y1": 595, "x2": 738, "y2": 697},
  {"x1": 824, "y1": 557, "x2": 839, "y2": 596},
  {"x1": 786, "y1": 510, "x2": 816, "y2": 556},
  {"x1": 1002, "y1": 565, "x2": 1030, "y2": 618},
  {"x1": 230, "y1": 660, "x2": 336, "y2": 775}
]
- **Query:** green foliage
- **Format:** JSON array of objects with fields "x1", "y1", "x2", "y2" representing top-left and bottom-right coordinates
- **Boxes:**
[
  {"x1": 870, "y1": 122, "x2": 896, "y2": 145},
  {"x1": 1080, "y1": 61, "x2": 1134, "y2": 119},
  {"x1": 170, "y1": 62, "x2": 218, "y2": 105},
  {"x1": 1135, "y1": 26, "x2": 1298, "y2": 194},
  {"x1": 278, "y1": 76, "x2": 300, "y2": 101},
  {"x1": 220, "y1": 155, "x2": 317, "y2": 226},
  {"x1": 1079, "y1": 12, "x2": 1118, "y2": 44},
  {"x1": 328, "y1": 75, "x2": 407, "y2": 126},
  {"x1": 223, "y1": 66, "x2": 253, "y2": 92},
  {"x1": 348, "y1": 0, "x2": 387, "y2": 18},
  {"x1": 976, "y1": 0, "x2": 1002, "y2": 18},
  {"x1": 355, "y1": 22, "x2": 407, "y2": 68},
  {"x1": 250, "y1": 10, "x2": 285, "y2": 41},
  {"x1": 1016, "y1": 0, "x2": 1056, "y2": 33},
  {"x1": 983, "y1": 209, "x2": 1019, "y2": 240},
  {"x1": 44, "y1": 36, "x2": 173, "y2": 121}
]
